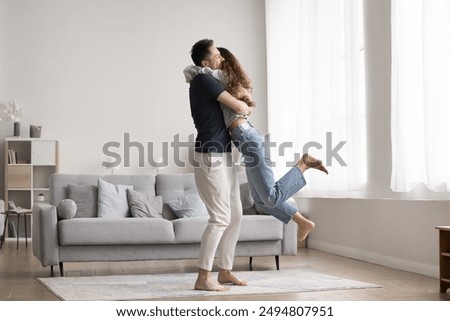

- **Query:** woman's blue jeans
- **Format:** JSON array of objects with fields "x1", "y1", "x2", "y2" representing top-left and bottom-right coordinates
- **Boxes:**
[{"x1": 230, "y1": 122, "x2": 306, "y2": 224}]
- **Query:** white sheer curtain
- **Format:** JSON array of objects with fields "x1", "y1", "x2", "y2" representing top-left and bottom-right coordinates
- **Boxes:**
[
  {"x1": 265, "y1": 0, "x2": 366, "y2": 191},
  {"x1": 391, "y1": 0, "x2": 450, "y2": 192}
]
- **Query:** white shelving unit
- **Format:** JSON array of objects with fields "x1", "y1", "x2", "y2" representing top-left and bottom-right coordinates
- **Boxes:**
[{"x1": 4, "y1": 137, "x2": 59, "y2": 238}]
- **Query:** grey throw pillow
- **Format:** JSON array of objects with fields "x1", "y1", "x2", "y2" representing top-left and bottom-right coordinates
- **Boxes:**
[
  {"x1": 57, "y1": 199, "x2": 77, "y2": 220},
  {"x1": 67, "y1": 184, "x2": 98, "y2": 218},
  {"x1": 127, "y1": 189, "x2": 163, "y2": 218},
  {"x1": 166, "y1": 192, "x2": 208, "y2": 218},
  {"x1": 97, "y1": 178, "x2": 133, "y2": 218}
]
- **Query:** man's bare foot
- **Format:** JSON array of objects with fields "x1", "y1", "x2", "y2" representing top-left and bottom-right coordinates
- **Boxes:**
[
  {"x1": 298, "y1": 218, "x2": 315, "y2": 242},
  {"x1": 195, "y1": 269, "x2": 229, "y2": 291},
  {"x1": 195, "y1": 277, "x2": 229, "y2": 291},
  {"x1": 218, "y1": 269, "x2": 248, "y2": 286}
]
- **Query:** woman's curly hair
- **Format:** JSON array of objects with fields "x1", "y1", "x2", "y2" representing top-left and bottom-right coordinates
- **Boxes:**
[{"x1": 217, "y1": 47, "x2": 253, "y2": 99}]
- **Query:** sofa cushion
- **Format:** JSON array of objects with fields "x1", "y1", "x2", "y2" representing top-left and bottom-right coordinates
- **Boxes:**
[
  {"x1": 58, "y1": 218, "x2": 175, "y2": 245},
  {"x1": 240, "y1": 181, "x2": 259, "y2": 214},
  {"x1": 67, "y1": 184, "x2": 98, "y2": 218},
  {"x1": 157, "y1": 173, "x2": 259, "y2": 219},
  {"x1": 172, "y1": 217, "x2": 208, "y2": 243},
  {"x1": 238, "y1": 215, "x2": 284, "y2": 241},
  {"x1": 97, "y1": 178, "x2": 133, "y2": 218},
  {"x1": 127, "y1": 189, "x2": 163, "y2": 218},
  {"x1": 166, "y1": 192, "x2": 208, "y2": 218},
  {"x1": 172, "y1": 215, "x2": 284, "y2": 243},
  {"x1": 156, "y1": 173, "x2": 198, "y2": 220},
  {"x1": 57, "y1": 199, "x2": 77, "y2": 220}
]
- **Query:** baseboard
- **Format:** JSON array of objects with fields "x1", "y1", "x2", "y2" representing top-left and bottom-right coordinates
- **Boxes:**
[{"x1": 308, "y1": 240, "x2": 438, "y2": 278}]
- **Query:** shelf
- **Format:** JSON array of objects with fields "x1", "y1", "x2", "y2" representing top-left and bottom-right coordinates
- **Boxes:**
[
  {"x1": 33, "y1": 166, "x2": 56, "y2": 188},
  {"x1": 442, "y1": 253, "x2": 450, "y2": 258},
  {"x1": 6, "y1": 190, "x2": 32, "y2": 209},
  {"x1": 4, "y1": 138, "x2": 58, "y2": 210},
  {"x1": 441, "y1": 278, "x2": 450, "y2": 283},
  {"x1": 5, "y1": 137, "x2": 56, "y2": 141}
]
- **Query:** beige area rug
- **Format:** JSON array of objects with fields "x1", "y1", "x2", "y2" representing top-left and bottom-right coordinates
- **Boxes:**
[{"x1": 38, "y1": 268, "x2": 381, "y2": 301}]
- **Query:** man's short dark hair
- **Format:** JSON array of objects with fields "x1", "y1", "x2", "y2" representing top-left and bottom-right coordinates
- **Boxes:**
[{"x1": 191, "y1": 39, "x2": 214, "y2": 66}]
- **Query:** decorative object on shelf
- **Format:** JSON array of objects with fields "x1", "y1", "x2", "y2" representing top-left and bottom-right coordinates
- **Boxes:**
[
  {"x1": 0, "y1": 100, "x2": 24, "y2": 136},
  {"x1": 14, "y1": 122, "x2": 20, "y2": 136},
  {"x1": 30, "y1": 125, "x2": 42, "y2": 138},
  {"x1": 37, "y1": 193, "x2": 45, "y2": 202}
]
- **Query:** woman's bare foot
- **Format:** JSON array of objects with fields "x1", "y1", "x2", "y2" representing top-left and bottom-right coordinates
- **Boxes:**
[
  {"x1": 292, "y1": 212, "x2": 315, "y2": 242},
  {"x1": 218, "y1": 269, "x2": 248, "y2": 286},
  {"x1": 195, "y1": 269, "x2": 229, "y2": 291},
  {"x1": 297, "y1": 218, "x2": 315, "y2": 242},
  {"x1": 297, "y1": 153, "x2": 328, "y2": 174}
]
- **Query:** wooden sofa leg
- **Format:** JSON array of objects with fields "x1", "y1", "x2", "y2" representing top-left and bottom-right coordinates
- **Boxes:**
[
  {"x1": 50, "y1": 265, "x2": 54, "y2": 277},
  {"x1": 59, "y1": 262, "x2": 64, "y2": 277},
  {"x1": 249, "y1": 257, "x2": 253, "y2": 271},
  {"x1": 275, "y1": 255, "x2": 280, "y2": 270}
]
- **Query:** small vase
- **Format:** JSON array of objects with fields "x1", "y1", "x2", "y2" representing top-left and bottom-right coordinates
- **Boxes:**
[{"x1": 13, "y1": 121, "x2": 20, "y2": 136}]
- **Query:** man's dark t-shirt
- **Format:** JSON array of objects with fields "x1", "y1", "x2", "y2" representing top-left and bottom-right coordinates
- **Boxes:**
[{"x1": 189, "y1": 74, "x2": 232, "y2": 153}]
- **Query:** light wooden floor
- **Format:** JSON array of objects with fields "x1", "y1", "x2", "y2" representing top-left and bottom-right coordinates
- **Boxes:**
[{"x1": 0, "y1": 239, "x2": 449, "y2": 301}]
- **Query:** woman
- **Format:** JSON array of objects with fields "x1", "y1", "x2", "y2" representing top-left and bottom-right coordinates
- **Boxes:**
[{"x1": 183, "y1": 48, "x2": 327, "y2": 242}]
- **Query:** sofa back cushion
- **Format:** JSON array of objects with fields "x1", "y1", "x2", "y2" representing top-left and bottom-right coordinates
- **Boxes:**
[
  {"x1": 102, "y1": 175, "x2": 156, "y2": 194},
  {"x1": 156, "y1": 173, "x2": 198, "y2": 220},
  {"x1": 67, "y1": 184, "x2": 98, "y2": 218},
  {"x1": 51, "y1": 174, "x2": 99, "y2": 207},
  {"x1": 50, "y1": 174, "x2": 156, "y2": 218},
  {"x1": 156, "y1": 172, "x2": 254, "y2": 220}
]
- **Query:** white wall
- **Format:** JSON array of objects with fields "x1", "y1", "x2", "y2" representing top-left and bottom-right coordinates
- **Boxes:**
[
  {"x1": 301, "y1": 0, "x2": 450, "y2": 278},
  {"x1": 0, "y1": 1, "x2": 5, "y2": 98},
  {"x1": 0, "y1": 0, "x2": 267, "y2": 182}
]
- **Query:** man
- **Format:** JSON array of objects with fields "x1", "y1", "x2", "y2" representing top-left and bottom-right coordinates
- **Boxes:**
[{"x1": 188, "y1": 39, "x2": 252, "y2": 291}]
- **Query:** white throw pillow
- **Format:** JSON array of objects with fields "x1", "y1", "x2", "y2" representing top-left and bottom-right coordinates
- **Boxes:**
[{"x1": 97, "y1": 178, "x2": 133, "y2": 218}]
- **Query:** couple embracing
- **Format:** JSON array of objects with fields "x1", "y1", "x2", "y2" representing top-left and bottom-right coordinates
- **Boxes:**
[{"x1": 184, "y1": 39, "x2": 328, "y2": 292}]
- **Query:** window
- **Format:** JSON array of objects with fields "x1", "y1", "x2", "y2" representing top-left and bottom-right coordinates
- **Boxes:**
[
  {"x1": 265, "y1": 0, "x2": 366, "y2": 191},
  {"x1": 391, "y1": 0, "x2": 450, "y2": 192}
]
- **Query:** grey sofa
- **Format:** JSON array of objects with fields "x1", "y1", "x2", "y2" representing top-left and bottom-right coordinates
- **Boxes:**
[{"x1": 32, "y1": 173, "x2": 297, "y2": 276}]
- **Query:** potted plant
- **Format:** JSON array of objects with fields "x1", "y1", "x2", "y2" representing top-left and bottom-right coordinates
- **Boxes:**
[{"x1": 0, "y1": 100, "x2": 23, "y2": 136}]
